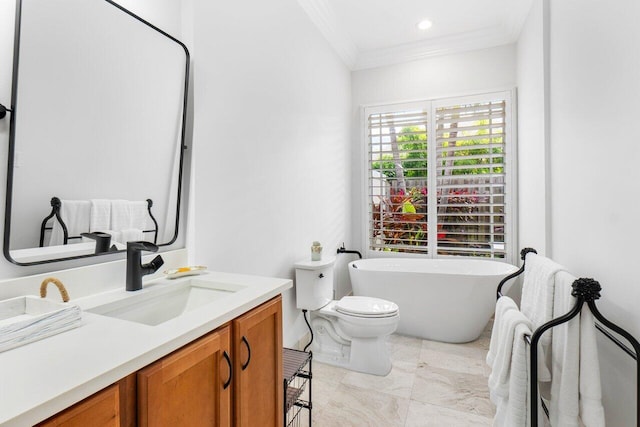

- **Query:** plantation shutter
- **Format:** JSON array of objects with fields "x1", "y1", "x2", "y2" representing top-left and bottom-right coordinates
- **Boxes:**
[
  {"x1": 367, "y1": 108, "x2": 429, "y2": 254},
  {"x1": 434, "y1": 99, "x2": 507, "y2": 258}
]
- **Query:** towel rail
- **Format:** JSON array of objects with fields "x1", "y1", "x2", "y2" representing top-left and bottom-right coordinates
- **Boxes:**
[
  {"x1": 39, "y1": 196, "x2": 159, "y2": 247},
  {"x1": 496, "y1": 247, "x2": 640, "y2": 426}
]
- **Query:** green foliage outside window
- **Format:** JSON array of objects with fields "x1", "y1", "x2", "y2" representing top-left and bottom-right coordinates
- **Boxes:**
[{"x1": 370, "y1": 119, "x2": 505, "y2": 255}]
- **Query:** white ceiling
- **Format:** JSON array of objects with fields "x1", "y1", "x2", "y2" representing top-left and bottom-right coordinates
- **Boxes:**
[{"x1": 297, "y1": 0, "x2": 533, "y2": 70}]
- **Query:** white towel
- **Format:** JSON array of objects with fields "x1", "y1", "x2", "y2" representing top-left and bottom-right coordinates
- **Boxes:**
[
  {"x1": 49, "y1": 200, "x2": 91, "y2": 246},
  {"x1": 0, "y1": 303, "x2": 82, "y2": 353},
  {"x1": 549, "y1": 271, "x2": 605, "y2": 427},
  {"x1": 487, "y1": 299, "x2": 534, "y2": 426},
  {"x1": 89, "y1": 199, "x2": 111, "y2": 232},
  {"x1": 487, "y1": 296, "x2": 519, "y2": 368},
  {"x1": 549, "y1": 271, "x2": 581, "y2": 426},
  {"x1": 103, "y1": 230, "x2": 122, "y2": 244},
  {"x1": 110, "y1": 199, "x2": 130, "y2": 231},
  {"x1": 578, "y1": 305, "x2": 605, "y2": 426},
  {"x1": 488, "y1": 308, "x2": 523, "y2": 403},
  {"x1": 120, "y1": 228, "x2": 144, "y2": 243},
  {"x1": 128, "y1": 201, "x2": 149, "y2": 230},
  {"x1": 505, "y1": 320, "x2": 534, "y2": 427},
  {"x1": 521, "y1": 252, "x2": 565, "y2": 381},
  {"x1": 110, "y1": 200, "x2": 149, "y2": 231}
]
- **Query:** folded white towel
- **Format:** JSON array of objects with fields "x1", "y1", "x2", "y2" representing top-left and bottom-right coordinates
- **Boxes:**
[
  {"x1": 120, "y1": 228, "x2": 144, "y2": 243},
  {"x1": 579, "y1": 305, "x2": 605, "y2": 427},
  {"x1": 103, "y1": 230, "x2": 122, "y2": 244},
  {"x1": 487, "y1": 296, "x2": 519, "y2": 368},
  {"x1": 549, "y1": 271, "x2": 605, "y2": 427},
  {"x1": 489, "y1": 308, "x2": 524, "y2": 401},
  {"x1": 549, "y1": 271, "x2": 581, "y2": 426},
  {"x1": 505, "y1": 320, "x2": 534, "y2": 427},
  {"x1": 128, "y1": 201, "x2": 149, "y2": 230},
  {"x1": 487, "y1": 300, "x2": 534, "y2": 426},
  {"x1": 0, "y1": 303, "x2": 82, "y2": 353},
  {"x1": 110, "y1": 200, "x2": 130, "y2": 231},
  {"x1": 89, "y1": 199, "x2": 111, "y2": 232},
  {"x1": 521, "y1": 252, "x2": 565, "y2": 382},
  {"x1": 49, "y1": 200, "x2": 91, "y2": 246},
  {"x1": 110, "y1": 200, "x2": 149, "y2": 231}
]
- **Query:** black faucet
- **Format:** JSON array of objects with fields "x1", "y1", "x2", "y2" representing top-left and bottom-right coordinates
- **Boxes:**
[
  {"x1": 336, "y1": 243, "x2": 363, "y2": 259},
  {"x1": 81, "y1": 232, "x2": 114, "y2": 254},
  {"x1": 126, "y1": 241, "x2": 164, "y2": 291}
]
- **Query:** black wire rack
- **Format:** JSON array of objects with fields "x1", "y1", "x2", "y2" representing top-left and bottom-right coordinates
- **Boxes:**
[{"x1": 283, "y1": 348, "x2": 312, "y2": 427}]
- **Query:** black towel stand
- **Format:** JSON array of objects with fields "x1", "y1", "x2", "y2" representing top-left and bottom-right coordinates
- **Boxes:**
[
  {"x1": 39, "y1": 196, "x2": 159, "y2": 247},
  {"x1": 497, "y1": 247, "x2": 640, "y2": 426}
]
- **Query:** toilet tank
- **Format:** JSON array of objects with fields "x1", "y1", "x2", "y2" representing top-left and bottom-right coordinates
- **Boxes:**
[{"x1": 294, "y1": 257, "x2": 335, "y2": 310}]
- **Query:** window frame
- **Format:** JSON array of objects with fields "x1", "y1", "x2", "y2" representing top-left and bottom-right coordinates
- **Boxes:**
[{"x1": 360, "y1": 90, "x2": 517, "y2": 264}]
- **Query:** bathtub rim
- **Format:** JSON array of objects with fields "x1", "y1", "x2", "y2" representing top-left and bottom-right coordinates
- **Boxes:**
[{"x1": 348, "y1": 257, "x2": 519, "y2": 277}]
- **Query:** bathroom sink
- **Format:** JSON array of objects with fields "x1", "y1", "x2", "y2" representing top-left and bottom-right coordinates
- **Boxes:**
[{"x1": 87, "y1": 279, "x2": 245, "y2": 326}]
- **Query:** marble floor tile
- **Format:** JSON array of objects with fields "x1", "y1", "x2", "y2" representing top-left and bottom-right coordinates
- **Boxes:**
[
  {"x1": 418, "y1": 346, "x2": 488, "y2": 376},
  {"x1": 311, "y1": 360, "x2": 351, "y2": 406},
  {"x1": 405, "y1": 400, "x2": 493, "y2": 426},
  {"x1": 307, "y1": 331, "x2": 497, "y2": 426},
  {"x1": 420, "y1": 338, "x2": 488, "y2": 361},
  {"x1": 314, "y1": 383, "x2": 410, "y2": 427},
  {"x1": 341, "y1": 359, "x2": 417, "y2": 399},
  {"x1": 388, "y1": 334, "x2": 423, "y2": 364},
  {"x1": 411, "y1": 362, "x2": 494, "y2": 418},
  {"x1": 388, "y1": 333, "x2": 423, "y2": 349}
]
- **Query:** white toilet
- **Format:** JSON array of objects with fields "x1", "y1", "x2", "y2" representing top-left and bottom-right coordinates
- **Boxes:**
[{"x1": 295, "y1": 257, "x2": 399, "y2": 376}]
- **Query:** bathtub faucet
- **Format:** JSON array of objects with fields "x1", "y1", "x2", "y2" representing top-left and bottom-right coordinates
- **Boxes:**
[{"x1": 337, "y1": 244, "x2": 362, "y2": 259}]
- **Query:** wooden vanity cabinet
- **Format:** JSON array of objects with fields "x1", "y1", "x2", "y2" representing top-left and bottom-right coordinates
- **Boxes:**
[
  {"x1": 137, "y1": 324, "x2": 232, "y2": 427},
  {"x1": 135, "y1": 295, "x2": 283, "y2": 426},
  {"x1": 233, "y1": 296, "x2": 283, "y2": 427},
  {"x1": 36, "y1": 383, "x2": 122, "y2": 427},
  {"x1": 136, "y1": 295, "x2": 283, "y2": 426},
  {"x1": 35, "y1": 296, "x2": 282, "y2": 427}
]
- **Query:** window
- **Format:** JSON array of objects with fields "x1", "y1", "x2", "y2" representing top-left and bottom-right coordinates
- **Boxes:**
[{"x1": 365, "y1": 92, "x2": 514, "y2": 261}]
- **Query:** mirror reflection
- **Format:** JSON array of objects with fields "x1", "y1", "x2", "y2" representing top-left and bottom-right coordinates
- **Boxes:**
[{"x1": 4, "y1": 0, "x2": 189, "y2": 265}]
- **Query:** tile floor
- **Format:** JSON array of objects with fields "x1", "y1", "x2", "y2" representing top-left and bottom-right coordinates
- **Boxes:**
[{"x1": 294, "y1": 321, "x2": 495, "y2": 427}]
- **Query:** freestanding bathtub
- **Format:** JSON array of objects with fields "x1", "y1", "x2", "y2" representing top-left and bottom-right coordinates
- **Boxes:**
[{"x1": 348, "y1": 258, "x2": 518, "y2": 343}]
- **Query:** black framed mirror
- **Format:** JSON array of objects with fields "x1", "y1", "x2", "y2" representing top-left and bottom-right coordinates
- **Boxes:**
[{"x1": 2, "y1": 0, "x2": 190, "y2": 265}]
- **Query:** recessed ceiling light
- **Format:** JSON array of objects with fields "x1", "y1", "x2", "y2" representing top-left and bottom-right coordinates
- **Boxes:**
[{"x1": 417, "y1": 20, "x2": 432, "y2": 31}]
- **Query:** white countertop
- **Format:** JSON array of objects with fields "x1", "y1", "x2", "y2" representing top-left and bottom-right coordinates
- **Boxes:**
[{"x1": 0, "y1": 270, "x2": 292, "y2": 426}]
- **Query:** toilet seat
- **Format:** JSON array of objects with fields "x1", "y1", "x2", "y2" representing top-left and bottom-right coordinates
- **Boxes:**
[{"x1": 335, "y1": 296, "x2": 399, "y2": 318}]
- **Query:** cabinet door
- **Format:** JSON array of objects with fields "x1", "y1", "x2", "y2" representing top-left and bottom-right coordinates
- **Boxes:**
[
  {"x1": 36, "y1": 383, "x2": 120, "y2": 427},
  {"x1": 233, "y1": 296, "x2": 283, "y2": 427},
  {"x1": 137, "y1": 325, "x2": 232, "y2": 427}
]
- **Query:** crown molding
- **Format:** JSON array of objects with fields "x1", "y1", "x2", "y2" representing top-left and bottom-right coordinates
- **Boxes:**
[
  {"x1": 504, "y1": 0, "x2": 535, "y2": 41},
  {"x1": 354, "y1": 27, "x2": 514, "y2": 71},
  {"x1": 296, "y1": 0, "x2": 358, "y2": 69},
  {"x1": 298, "y1": 0, "x2": 532, "y2": 71}
]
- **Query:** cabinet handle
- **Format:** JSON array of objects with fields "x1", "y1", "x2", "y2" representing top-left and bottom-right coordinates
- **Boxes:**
[
  {"x1": 222, "y1": 350, "x2": 232, "y2": 390},
  {"x1": 241, "y1": 336, "x2": 251, "y2": 370}
]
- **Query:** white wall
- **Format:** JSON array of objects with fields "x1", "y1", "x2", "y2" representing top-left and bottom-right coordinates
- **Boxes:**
[
  {"x1": 189, "y1": 0, "x2": 351, "y2": 347},
  {"x1": 517, "y1": 0, "x2": 640, "y2": 425},
  {"x1": 351, "y1": 45, "x2": 518, "y2": 256},
  {"x1": 550, "y1": 1, "x2": 640, "y2": 425},
  {"x1": 516, "y1": 0, "x2": 550, "y2": 255}
]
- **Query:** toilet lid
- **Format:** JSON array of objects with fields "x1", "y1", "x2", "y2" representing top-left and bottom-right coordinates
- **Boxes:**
[{"x1": 335, "y1": 296, "x2": 399, "y2": 317}]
